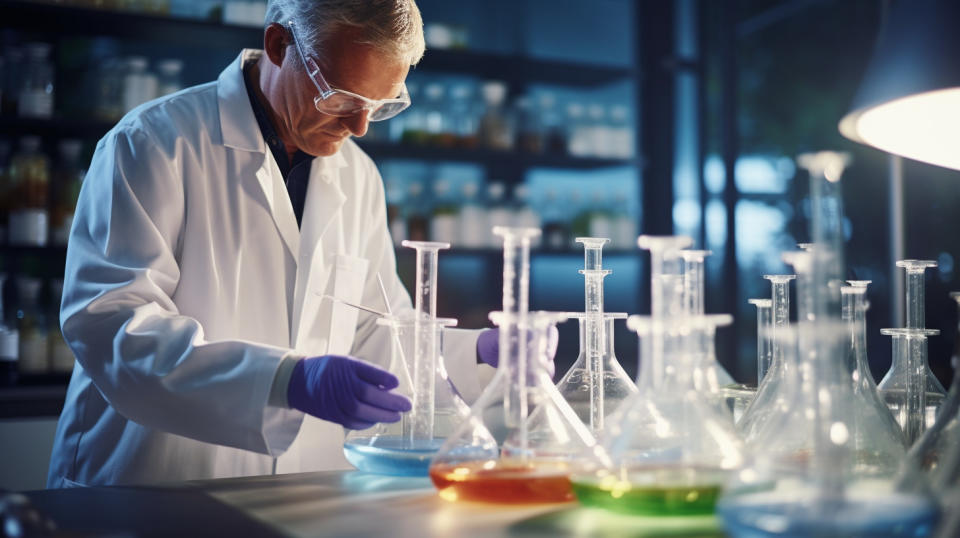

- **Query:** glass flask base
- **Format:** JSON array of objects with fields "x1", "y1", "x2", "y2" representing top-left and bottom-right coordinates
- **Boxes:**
[
  {"x1": 718, "y1": 492, "x2": 938, "y2": 538},
  {"x1": 881, "y1": 390, "x2": 946, "y2": 431},
  {"x1": 343, "y1": 437, "x2": 445, "y2": 477},
  {"x1": 429, "y1": 461, "x2": 575, "y2": 504},
  {"x1": 571, "y1": 466, "x2": 725, "y2": 516},
  {"x1": 722, "y1": 383, "x2": 756, "y2": 423}
]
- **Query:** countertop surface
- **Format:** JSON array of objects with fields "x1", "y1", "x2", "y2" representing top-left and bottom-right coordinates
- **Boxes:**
[{"x1": 25, "y1": 470, "x2": 725, "y2": 537}]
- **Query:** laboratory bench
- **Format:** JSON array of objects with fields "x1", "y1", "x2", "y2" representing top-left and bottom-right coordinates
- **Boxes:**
[{"x1": 22, "y1": 470, "x2": 726, "y2": 537}]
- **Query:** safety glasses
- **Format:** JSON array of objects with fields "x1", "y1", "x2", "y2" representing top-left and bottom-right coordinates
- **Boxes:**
[{"x1": 287, "y1": 20, "x2": 411, "y2": 122}]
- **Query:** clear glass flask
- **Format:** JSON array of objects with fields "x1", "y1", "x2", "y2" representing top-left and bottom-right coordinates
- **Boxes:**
[
  {"x1": 879, "y1": 260, "x2": 947, "y2": 444},
  {"x1": 572, "y1": 314, "x2": 744, "y2": 517},
  {"x1": 718, "y1": 151, "x2": 938, "y2": 538},
  {"x1": 429, "y1": 227, "x2": 600, "y2": 504},
  {"x1": 343, "y1": 241, "x2": 468, "y2": 476},
  {"x1": 556, "y1": 312, "x2": 636, "y2": 434},
  {"x1": 555, "y1": 237, "x2": 638, "y2": 434}
]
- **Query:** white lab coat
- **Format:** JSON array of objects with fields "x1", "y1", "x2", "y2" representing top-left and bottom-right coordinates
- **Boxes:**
[{"x1": 46, "y1": 50, "x2": 486, "y2": 488}]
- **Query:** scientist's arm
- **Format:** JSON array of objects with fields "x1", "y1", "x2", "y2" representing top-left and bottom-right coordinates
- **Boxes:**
[{"x1": 62, "y1": 127, "x2": 299, "y2": 456}]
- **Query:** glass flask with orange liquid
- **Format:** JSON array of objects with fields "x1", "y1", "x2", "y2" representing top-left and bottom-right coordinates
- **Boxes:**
[{"x1": 429, "y1": 227, "x2": 602, "y2": 504}]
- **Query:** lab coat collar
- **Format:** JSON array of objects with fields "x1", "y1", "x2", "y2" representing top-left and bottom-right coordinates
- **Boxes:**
[
  {"x1": 217, "y1": 50, "x2": 265, "y2": 153},
  {"x1": 218, "y1": 50, "x2": 351, "y2": 178}
]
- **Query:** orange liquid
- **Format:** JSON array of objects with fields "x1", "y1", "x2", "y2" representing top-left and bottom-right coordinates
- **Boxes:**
[{"x1": 429, "y1": 460, "x2": 575, "y2": 504}]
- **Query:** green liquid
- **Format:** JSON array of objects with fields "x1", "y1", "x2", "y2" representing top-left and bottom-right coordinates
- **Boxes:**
[{"x1": 572, "y1": 479, "x2": 722, "y2": 516}]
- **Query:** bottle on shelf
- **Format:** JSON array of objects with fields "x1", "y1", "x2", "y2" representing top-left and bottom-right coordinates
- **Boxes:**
[
  {"x1": 123, "y1": 56, "x2": 158, "y2": 114},
  {"x1": 565, "y1": 102, "x2": 589, "y2": 157},
  {"x1": 18, "y1": 43, "x2": 55, "y2": 120},
  {"x1": 48, "y1": 278, "x2": 75, "y2": 375},
  {"x1": 539, "y1": 92, "x2": 567, "y2": 156},
  {"x1": 511, "y1": 184, "x2": 541, "y2": 245},
  {"x1": 422, "y1": 82, "x2": 452, "y2": 147},
  {"x1": 0, "y1": 274, "x2": 19, "y2": 386},
  {"x1": 541, "y1": 188, "x2": 570, "y2": 251},
  {"x1": 611, "y1": 190, "x2": 637, "y2": 249},
  {"x1": 478, "y1": 81, "x2": 514, "y2": 151},
  {"x1": 609, "y1": 105, "x2": 634, "y2": 159},
  {"x1": 484, "y1": 182, "x2": 512, "y2": 248},
  {"x1": 2, "y1": 46, "x2": 25, "y2": 116},
  {"x1": 457, "y1": 181, "x2": 487, "y2": 249},
  {"x1": 8, "y1": 136, "x2": 50, "y2": 247},
  {"x1": 16, "y1": 276, "x2": 48, "y2": 376},
  {"x1": 384, "y1": 177, "x2": 406, "y2": 247},
  {"x1": 449, "y1": 82, "x2": 479, "y2": 149},
  {"x1": 429, "y1": 179, "x2": 459, "y2": 244},
  {"x1": 586, "y1": 190, "x2": 614, "y2": 239},
  {"x1": 398, "y1": 80, "x2": 427, "y2": 145},
  {"x1": 95, "y1": 57, "x2": 128, "y2": 122},
  {"x1": 404, "y1": 180, "x2": 429, "y2": 242},
  {"x1": 585, "y1": 103, "x2": 608, "y2": 158},
  {"x1": 156, "y1": 59, "x2": 184, "y2": 97},
  {"x1": 51, "y1": 139, "x2": 86, "y2": 246},
  {"x1": 514, "y1": 94, "x2": 543, "y2": 154}
]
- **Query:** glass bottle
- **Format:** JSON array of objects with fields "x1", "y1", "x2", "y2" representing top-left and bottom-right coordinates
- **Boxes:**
[
  {"x1": 448, "y1": 83, "x2": 479, "y2": 149},
  {"x1": 456, "y1": 182, "x2": 487, "y2": 249},
  {"x1": 122, "y1": 56, "x2": 157, "y2": 114},
  {"x1": 18, "y1": 43, "x2": 55, "y2": 119},
  {"x1": 51, "y1": 139, "x2": 85, "y2": 246},
  {"x1": 478, "y1": 81, "x2": 513, "y2": 151},
  {"x1": 421, "y1": 82, "x2": 449, "y2": 147},
  {"x1": 514, "y1": 94, "x2": 543, "y2": 154},
  {"x1": 155, "y1": 59, "x2": 184, "y2": 97},
  {"x1": 8, "y1": 136, "x2": 50, "y2": 246},
  {"x1": 0, "y1": 274, "x2": 19, "y2": 386},
  {"x1": 404, "y1": 180, "x2": 428, "y2": 242},
  {"x1": 428, "y1": 179, "x2": 458, "y2": 244},
  {"x1": 16, "y1": 276, "x2": 48, "y2": 376},
  {"x1": 484, "y1": 182, "x2": 511, "y2": 248},
  {"x1": 430, "y1": 227, "x2": 598, "y2": 504},
  {"x1": 541, "y1": 188, "x2": 569, "y2": 251}
]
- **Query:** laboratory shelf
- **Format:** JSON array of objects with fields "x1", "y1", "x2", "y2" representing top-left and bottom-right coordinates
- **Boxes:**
[
  {"x1": 0, "y1": 117, "x2": 115, "y2": 140},
  {"x1": 356, "y1": 140, "x2": 638, "y2": 172},
  {"x1": 1, "y1": 0, "x2": 632, "y2": 87},
  {"x1": 0, "y1": 381, "x2": 69, "y2": 418},
  {"x1": 396, "y1": 247, "x2": 641, "y2": 258}
]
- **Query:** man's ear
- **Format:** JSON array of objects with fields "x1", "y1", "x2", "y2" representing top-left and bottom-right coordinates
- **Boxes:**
[{"x1": 264, "y1": 23, "x2": 288, "y2": 67}]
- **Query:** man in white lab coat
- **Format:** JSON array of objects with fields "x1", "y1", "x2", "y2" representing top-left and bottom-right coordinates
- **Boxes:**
[{"x1": 46, "y1": 0, "x2": 531, "y2": 487}]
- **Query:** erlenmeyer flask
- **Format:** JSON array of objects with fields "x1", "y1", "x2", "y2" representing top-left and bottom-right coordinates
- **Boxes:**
[
  {"x1": 429, "y1": 226, "x2": 601, "y2": 504},
  {"x1": 880, "y1": 261, "x2": 947, "y2": 442},
  {"x1": 571, "y1": 314, "x2": 744, "y2": 517},
  {"x1": 909, "y1": 291, "x2": 960, "y2": 484},
  {"x1": 343, "y1": 240, "x2": 469, "y2": 476},
  {"x1": 429, "y1": 310, "x2": 598, "y2": 503},
  {"x1": 343, "y1": 315, "x2": 465, "y2": 475},
  {"x1": 556, "y1": 312, "x2": 637, "y2": 434},
  {"x1": 718, "y1": 151, "x2": 938, "y2": 537}
]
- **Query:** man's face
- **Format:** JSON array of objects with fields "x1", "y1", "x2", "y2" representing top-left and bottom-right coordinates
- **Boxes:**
[{"x1": 279, "y1": 26, "x2": 409, "y2": 157}]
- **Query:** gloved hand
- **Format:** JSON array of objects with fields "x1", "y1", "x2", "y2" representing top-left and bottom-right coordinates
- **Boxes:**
[
  {"x1": 476, "y1": 326, "x2": 559, "y2": 378},
  {"x1": 287, "y1": 355, "x2": 411, "y2": 430}
]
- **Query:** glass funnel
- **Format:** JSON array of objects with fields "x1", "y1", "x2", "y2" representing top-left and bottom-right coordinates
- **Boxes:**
[
  {"x1": 571, "y1": 314, "x2": 744, "y2": 517},
  {"x1": 908, "y1": 291, "x2": 960, "y2": 485},
  {"x1": 718, "y1": 151, "x2": 937, "y2": 537},
  {"x1": 556, "y1": 312, "x2": 637, "y2": 434},
  {"x1": 429, "y1": 226, "x2": 601, "y2": 504},
  {"x1": 343, "y1": 240, "x2": 468, "y2": 476},
  {"x1": 879, "y1": 260, "x2": 947, "y2": 443}
]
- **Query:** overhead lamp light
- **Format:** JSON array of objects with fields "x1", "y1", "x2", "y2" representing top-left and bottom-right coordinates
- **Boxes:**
[{"x1": 838, "y1": 0, "x2": 960, "y2": 170}]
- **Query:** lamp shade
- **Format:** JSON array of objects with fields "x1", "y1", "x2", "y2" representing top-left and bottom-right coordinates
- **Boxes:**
[{"x1": 838, "y1": 0, "x2": 960, "y2": 170}]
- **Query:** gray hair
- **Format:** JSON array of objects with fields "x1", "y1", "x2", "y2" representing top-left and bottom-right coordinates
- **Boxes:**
[{"x1": 265, "y1": 0, "x2": 425, "y2": 66}]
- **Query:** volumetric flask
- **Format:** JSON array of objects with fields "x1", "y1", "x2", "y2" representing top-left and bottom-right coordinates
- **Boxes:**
[
  {"x1": 429, "y1": 310, "x2": 600, "y2": 504},
  {"x1": 880, "y1": 261, "x2": 946, "y2": 443},
  {"x1": 343, "y1": 315, "x2": 465, "y2": 476},
  {"x1": 556, "y1": 312, "x2": 637, "y2": 434},
  {"x1": 572, "y1": 315, "x2": 744, "y2": 517}
]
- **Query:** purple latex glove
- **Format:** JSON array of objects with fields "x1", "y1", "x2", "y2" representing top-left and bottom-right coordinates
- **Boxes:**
[
  {"x1": 287, "y1": 355, "x2": 412, "y2": 430},
  {"x1": 476, "y1": 326, "x2": 559, "y2": 378}
]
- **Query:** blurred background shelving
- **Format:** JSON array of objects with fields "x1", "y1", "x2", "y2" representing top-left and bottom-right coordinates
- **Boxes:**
[{"x1": 2, "y1": 0, "x2": 959, "y2": 417}]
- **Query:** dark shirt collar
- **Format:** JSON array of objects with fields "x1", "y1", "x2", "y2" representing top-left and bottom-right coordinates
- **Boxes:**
[{"x1": 241, "y1": 58, "x2": 314, "y2": 179}]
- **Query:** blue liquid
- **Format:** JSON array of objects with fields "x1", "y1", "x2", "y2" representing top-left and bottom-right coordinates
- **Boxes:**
[
  {"x1": 343, "y1": 437, "x2": 445, "y2": 477},
  {"x1": 718, "y1": 493, "x2": 938, "y2": 538}
]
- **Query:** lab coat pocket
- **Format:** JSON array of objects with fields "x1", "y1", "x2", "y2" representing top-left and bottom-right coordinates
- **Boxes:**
[{"x1": 324, "y1": 254, "x2": 369, "y2": 355}]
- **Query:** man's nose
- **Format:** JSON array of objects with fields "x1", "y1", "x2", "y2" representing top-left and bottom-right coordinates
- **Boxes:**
[{"x1": 341, "y1": 110, "x2": 370, "y2": 137}]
